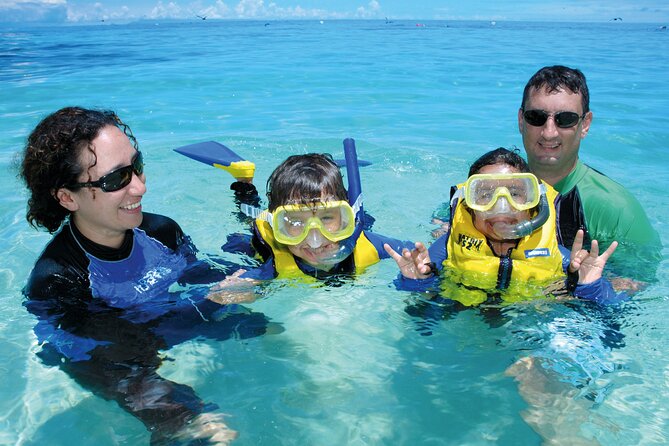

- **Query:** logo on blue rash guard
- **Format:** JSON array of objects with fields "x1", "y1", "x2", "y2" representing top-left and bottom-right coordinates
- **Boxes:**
[
  {"x1": 524, "y1": 248, "x2": 550, "y2": 258},
  {"x1": 87, "y1": 228, "x2": 188, "y2": 314},
  {"x1": 134, "y1": 267, "x2": 174, "y2": 293}
]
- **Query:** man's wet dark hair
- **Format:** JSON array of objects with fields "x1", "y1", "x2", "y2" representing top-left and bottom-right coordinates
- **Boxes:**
[{"x1": 521, "y1": 65, "x2": 590, "y2": 114}]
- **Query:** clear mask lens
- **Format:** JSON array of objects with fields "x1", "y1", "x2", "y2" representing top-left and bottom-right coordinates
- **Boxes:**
[
  {"x1": 480, "y1": 196, "x2": 518, "y2": 217},
  {"x1": 465, "y1": 173, "x2": 540, "y2": 212},
  {"x1": 272, "y1": 200, "x2": 356, "y2": 246}
]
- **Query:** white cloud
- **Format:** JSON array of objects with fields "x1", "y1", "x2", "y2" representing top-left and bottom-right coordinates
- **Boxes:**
[
  {"x1": 150, "y1": 1, "x2": 186, "y2": 19},
  {"x1": 64, "y1": 1, "x2": 134, "y2": 22},
  {"x1": 433, "y1": 0, "x2": 669, "y2": 22},
  {"x1": 1, "y1": 0, "x2": 668, "y2": 23},
  {"x1": 232, "y1": 0, "x2": 333, "y2": 19},
  {"x1": 0, "y1": 0, "x2": 65, "y2": 4},
  {"x1": 266, "y1": 4, "x2": 338, "y2": 19},
  {"x1": 198, "y1": 0, "x2": 231, "y2": 19},
  {"x1": 0, "y1": 0, "x2": 68, "y2": 22},
  {"x1": 0, "y1": 0, "x2": 389, "y2": 22},
  {"x1": 356, "y1": 0, "x2": 381, "y2": 18},
  {"x1": 234, "y1": 0, "x2": 261, "y2": 17}
]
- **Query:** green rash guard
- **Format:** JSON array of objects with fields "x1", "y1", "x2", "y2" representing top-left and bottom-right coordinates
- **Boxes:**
[
  {"x1": 554, "y1": 160, "x2": 659, "y2": 245},
  {"x1": 554, "y1": 160, "x2": 661, "y2": 282}
]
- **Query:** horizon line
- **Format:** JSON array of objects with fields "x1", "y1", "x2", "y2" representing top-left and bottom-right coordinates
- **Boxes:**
[{"x1": 1, "y1": 17, "x2": 667, "y2": 26}]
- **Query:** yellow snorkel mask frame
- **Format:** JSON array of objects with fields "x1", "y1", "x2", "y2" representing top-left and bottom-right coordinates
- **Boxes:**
[
  {"x1": 257, "y1": 200, "x2": 357, "y2": 246},
  {"x1": 463, "y1": 172, "x2": 541, "y2": 212}
]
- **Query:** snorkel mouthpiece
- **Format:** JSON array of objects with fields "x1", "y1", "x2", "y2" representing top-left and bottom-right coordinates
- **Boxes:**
[
  {"x1": 490, "y1": 190, "x2": 550, "y2": 239},
  {"x1": 309, "y1": 237, "x2": 355, "y2": 266}
]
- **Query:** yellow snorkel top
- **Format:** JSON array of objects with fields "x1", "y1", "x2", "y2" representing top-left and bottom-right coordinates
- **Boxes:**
[{"x1": 213, "y1": 160, "x2": 256, "y2": 180}]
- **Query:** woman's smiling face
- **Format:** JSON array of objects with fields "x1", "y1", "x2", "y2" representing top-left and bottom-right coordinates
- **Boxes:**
[{"x1": 64, "y1": 125, "x2": 147, "y2": 247}]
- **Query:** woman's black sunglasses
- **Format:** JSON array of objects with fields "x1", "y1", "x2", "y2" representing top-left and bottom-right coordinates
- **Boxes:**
[
  {"x1": 523, "y1": 109, "x2": 585, "y2": 128},
  {"x1": 68, "y1": 151, "x2": 144, "y2": 192}
]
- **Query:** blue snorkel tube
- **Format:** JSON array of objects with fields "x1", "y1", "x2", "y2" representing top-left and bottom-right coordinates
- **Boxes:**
[
  {"x1": 343, "y1": 138, "x2": 363, "y2": 222},
  {"x1": 316, "y1": 138, "x2": 365, "y2": 266}
]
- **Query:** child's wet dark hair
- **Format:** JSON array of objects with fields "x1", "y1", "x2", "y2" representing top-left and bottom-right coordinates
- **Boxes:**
[
  {"x1": 266, "y1": 153, "x2": 348, "y2": 211},
  {"x1": 468, "y1": 147, "x2": 530, "y2": 177}
]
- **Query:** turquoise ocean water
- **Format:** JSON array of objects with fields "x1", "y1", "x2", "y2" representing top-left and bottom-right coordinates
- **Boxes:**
[{"x1": 1, "y1": 20, "x2": 668, "y2": 445}]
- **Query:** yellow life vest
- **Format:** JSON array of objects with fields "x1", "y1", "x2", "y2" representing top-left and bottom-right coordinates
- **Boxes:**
[
  {"x1": 255, "y1": 218, "x2": 380, "y2": 280},
  {"x1": 442, "y1": 183, "x2": 565, "y2": 306}
]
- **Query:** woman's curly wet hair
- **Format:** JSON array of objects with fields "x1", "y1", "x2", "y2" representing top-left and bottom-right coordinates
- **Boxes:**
[{"x1": 20, "y1": 106, "x2": 138, "y2": 233}]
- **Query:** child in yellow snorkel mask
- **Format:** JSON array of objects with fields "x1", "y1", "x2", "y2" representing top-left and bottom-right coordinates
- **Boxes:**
[
  {"x1": 385, "y1": 147, "x2": 625, "y2": 307},
  {"x1": 257, "y1": 154, "x2": 360, "y2": 270},
  {"x1": 209, "y1": 152, "x2": 414, "y2": 304}
]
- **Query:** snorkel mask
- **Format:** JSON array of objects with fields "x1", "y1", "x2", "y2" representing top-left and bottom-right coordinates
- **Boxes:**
[
  {"x1": 463, "y1": 172, "x2": 550, "y2": 239},
  {"x1": 268, "y1": 200, "x2": 356, "y2": 245},
  {"x1": 247, "y1": 199, "x2": 359, "y2": 266}
]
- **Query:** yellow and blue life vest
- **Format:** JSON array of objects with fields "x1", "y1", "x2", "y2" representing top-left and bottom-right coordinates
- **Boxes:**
[
  {"x1": 255, "y1": 218, "x2": 380, "y2": 280},
  {"x1": 441, "y1": 183, "x2": 565, "y2": 306}
]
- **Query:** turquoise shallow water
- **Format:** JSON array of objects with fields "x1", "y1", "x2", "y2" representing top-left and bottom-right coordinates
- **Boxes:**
[{"x1": 1, "y1": 19, "x2": 668, "y2": 445}]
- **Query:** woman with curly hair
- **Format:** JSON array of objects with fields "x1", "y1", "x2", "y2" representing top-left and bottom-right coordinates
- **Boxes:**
[{"x1": 20, "y1": 106, "x2": 241, "y2": 445}]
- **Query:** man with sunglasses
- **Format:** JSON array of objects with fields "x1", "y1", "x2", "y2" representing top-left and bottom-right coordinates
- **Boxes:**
[
  {"x1": 519, "y1": 65, "x2": 660, "y2": 283},
  {"x1": 19, "y1": 107, "x2": 252, "y2": 445}
]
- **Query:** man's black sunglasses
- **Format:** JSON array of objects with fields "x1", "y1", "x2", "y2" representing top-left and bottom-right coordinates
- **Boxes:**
[
  {"x1": 68, "y1": 151, "x2": 144, "y2": 192},
  {"x1": 523, "y1": 109, "x2": 585, "y2": 128}
]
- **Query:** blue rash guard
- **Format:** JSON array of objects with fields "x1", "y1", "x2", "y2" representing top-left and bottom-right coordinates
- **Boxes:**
[
  {"x1": 24, "y1": 213, "x2": 223, "y2": 359},
  {"x1": 23, "y1": 212, "x2": 271, "y2": 443}
]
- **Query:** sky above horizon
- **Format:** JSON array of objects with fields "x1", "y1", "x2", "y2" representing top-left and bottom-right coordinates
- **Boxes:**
[{"x1": 0, "y1": 0, "x2": 668, "y2": 24}]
